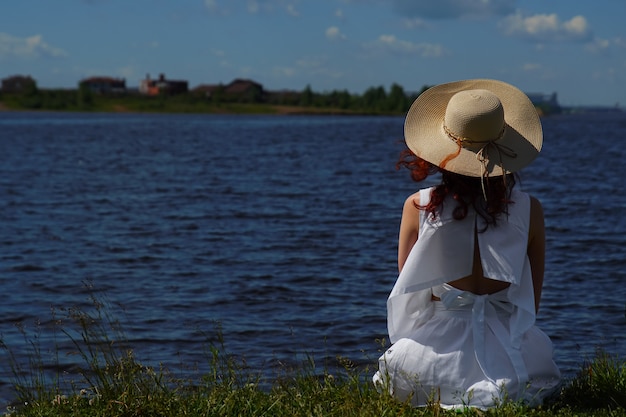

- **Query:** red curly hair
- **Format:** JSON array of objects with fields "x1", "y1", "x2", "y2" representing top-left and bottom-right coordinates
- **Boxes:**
[{"x1": 396, "y1": 148, "x2": 516, "y2": 230}]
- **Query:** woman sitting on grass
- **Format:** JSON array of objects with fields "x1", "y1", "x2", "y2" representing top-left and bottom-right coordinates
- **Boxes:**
[{"x1": 373, "y1": 79, "x2": 561, "y2": 409}]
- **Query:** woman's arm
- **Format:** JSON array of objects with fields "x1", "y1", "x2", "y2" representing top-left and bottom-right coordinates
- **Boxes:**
[
  {"x1": 398, "y1": 192, "x2": 422, "y2": 273},
  {"x1": 527, "y1": 196, "x2": 546, "y2": 314}
]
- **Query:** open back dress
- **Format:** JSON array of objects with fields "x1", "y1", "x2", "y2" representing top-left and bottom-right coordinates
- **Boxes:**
[{"x1": 373, "y1": 187, "x2": 561, "y2": 409}]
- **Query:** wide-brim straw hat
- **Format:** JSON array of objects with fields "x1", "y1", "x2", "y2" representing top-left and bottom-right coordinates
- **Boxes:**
[{"x1": 404, "y1": 79, "x2": 543, "y2": 177}]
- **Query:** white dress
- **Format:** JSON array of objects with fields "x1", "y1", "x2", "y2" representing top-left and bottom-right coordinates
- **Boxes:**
[{"x1": 373, "y1": 187, "x2": 561, "y2": 409}]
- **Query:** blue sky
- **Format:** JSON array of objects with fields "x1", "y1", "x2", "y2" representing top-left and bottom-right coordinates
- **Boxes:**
[{"x1": 1, "y1": 0, "x2": 624, "y2": 106}]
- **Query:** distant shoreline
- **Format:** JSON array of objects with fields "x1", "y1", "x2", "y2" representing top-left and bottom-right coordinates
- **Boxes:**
[
  {"x1": 0, "y1": 101, "x2": 397, "y2": 116},
  {"x1": 1, "y1": 99, "x2": 620, "y2": 117}
]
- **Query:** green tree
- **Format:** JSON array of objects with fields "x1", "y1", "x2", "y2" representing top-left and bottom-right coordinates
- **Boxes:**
[
  {"x1": 362, "y1": 86, "x2": 387, "y2": 111},
  {"x1": 300, "y1": 84, "x2": 314, "y2": 107},
  {"x1": 77, "y1": 84, "x2": 95, "y2": 109},
  {"x1": 212, "y1": 84, "x2": 224, "y2": 106},
  {"x1": 331, "y1": 89, "x2": 353, "y2": 109},
  {"x1": 22, "y1": 80, "x2": 39, "y2": 97},
  {"x1": 387, "y1": 83, "x2": 408, "y2": 112}
]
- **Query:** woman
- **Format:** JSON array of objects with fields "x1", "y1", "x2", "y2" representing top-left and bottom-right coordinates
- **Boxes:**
[{"x1": 373, "y1": 79, "x2": 561, "y2": 409}]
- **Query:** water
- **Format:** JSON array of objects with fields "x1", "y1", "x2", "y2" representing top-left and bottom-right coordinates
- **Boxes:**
[{"x1": 0, "y1": 110, "x2": 624, "y2": 404}]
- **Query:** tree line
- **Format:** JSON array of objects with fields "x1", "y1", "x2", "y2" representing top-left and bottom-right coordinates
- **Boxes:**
[
  {"x1": 0, "y1": 82, "x2": 431, "y2": 114},
  {"x1": 281, "y1": 83, "x2": 427, "y2": 113}
]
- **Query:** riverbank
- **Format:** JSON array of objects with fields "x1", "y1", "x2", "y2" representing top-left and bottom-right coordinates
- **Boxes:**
[
  {"x1": 2, "y1": 296, "x2": 624, "y2": 417},
  {"x1": 0, "y1": 100, "x2": 388, "y2": 117},
  {"x1": 3, "y1": 346, "x2": 625, "y2": 417},
  {"x1": 0, "y1": 99, "x2": 560, "y2": 118}
]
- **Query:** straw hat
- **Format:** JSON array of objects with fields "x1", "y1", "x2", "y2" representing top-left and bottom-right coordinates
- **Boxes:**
[{"x1": 404, "y1": 79, "x2": 542, "y2": 177}]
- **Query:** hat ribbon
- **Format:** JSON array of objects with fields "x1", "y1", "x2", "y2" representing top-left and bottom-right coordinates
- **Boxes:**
[{"x1": 443, "y1": 124, "x2": 518, "y2": 199}]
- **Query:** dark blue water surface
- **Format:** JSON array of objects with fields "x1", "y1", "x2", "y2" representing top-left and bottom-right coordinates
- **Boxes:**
[{"x1": 1, "y1": 110, "x2": 625, "y2": 404}]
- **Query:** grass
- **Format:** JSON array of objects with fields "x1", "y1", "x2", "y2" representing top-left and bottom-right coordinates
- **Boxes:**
[
  {"x1": 1, "y1": 289, "x2": 625, "y2": 417},
  {"x1": 556, "y1": 350, "x2": 626, "y2": 410}
]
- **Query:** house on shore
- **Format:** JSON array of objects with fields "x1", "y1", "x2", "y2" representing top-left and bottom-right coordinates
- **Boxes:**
[
  {"x1": 79, "y1": 76, "x2": 126, "y2": 94},
  {"x1": 192, "y1": 83, "x2": 223, "y2": 98},
  {"x1": 140, "y1": 74, "x2": 188, "y2": 96},
  {"x1": 1, "y1": 75, "x2": 37, "y2": 93},
  {"x1": 193, "y1": 79, "x2": 264, "y2": 102}
]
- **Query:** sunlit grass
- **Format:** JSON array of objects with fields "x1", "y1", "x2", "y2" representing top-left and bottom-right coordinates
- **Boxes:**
[
  {"x1": 1, "y1": 289, "x2": 625, "y2": 417},
  {"x1": 555, "y1": 349, "x2": 626, "y2": 410}
]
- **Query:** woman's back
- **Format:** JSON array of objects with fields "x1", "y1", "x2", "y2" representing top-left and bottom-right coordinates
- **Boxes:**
[{"x1": 446, "y1": 235, "x2": 511, "y2": 295}]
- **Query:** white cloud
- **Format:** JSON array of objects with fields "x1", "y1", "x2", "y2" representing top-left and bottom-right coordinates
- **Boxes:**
[
  {"x1": 117, "y1": 65, "x2": 136, "y2": 80},
  {"x1": 296, "y1": 57, "x2": 324, "y2": 69},
  {"x1": 204, "y1": 0, "x2": 232, "y2": 15},
  {"x1": 614, "y1": 37, "x2": 626, "y2": 50},
  {"x1": 586, "y1": 38, "x2": 610, "y2": 53},
  {"x1": 523, "y1": 63, "x2": 542, "y2": 72},
  {"x1": 205, "y1": 0, "x2": 300, "y2": 16},
  {"x1": 500, "y1": 12, "x2": 592, "y2": 42},
  {"x1": 247, "y1": 0, "x2": 260, "y2": 14},
  {"x1": 563, "y1": 16, "x2": 588, "y2": 35},
  {"x1": 402, "y1": 17, "x2": 429, "y2": 29},
  {"x1": 286, "y1": 4, "x2": 300, "y2": 17},
  {"x1": 591, "y1": 67, "x2": 619, "y2": 84},
  {"x1": 296, "y1": 56, "x2": 343, "y2": 78},
  {"x1": 0, "y1": 32, "x2": 67, "y2": 59},
  {"x1": 585, "y1": 36, "x2": 626, "y2": 55},
  {"x1": 364, "y1": 34, "x2": 444, "y2": 57},
  {"x1": 238, "y1": 66, "x2": 253, "y2": 75},
  {"x1": 392, "y1": 0, "x2": 515, "y2": 19},
  {"x1": 273, "y1": 66, "x2": 295, "y2": 77},
  {"x1": 326, "y1": 26, "x2": 347, "y2": 41}
]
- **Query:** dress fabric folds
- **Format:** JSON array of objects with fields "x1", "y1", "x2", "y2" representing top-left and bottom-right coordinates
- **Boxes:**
[{"x1": 373, "y1": 187, "x2": 561, "y2": 409}]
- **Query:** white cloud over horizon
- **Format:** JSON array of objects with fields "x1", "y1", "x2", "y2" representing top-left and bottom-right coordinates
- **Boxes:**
[
  {"x1": 391, "y1": 0, "x2": 515, "y2": 19},
  {"x1": 326, "y1": 26, "x2": 347, "y2": 41},
  {"x1": 500, "y1": 12, "x2": 592, "y2": 42},
  {"x1": 364, "y1": 35, "x2": 445, "y2": 58},
  {"x1": 0, "y1": 33, "x2": 67, "y2": 60}
]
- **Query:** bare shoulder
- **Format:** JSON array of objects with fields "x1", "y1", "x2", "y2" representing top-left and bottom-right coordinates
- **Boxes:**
[
  {"x1": 401, "y1": 191, "x2": 424, "y2": 224},
  {"x1": 399, "y1": 191, "x2": 423, "y2": 235},
  {"x1": 403, "y1": 191, "x2": 421, "y2": 210},
  {"x1": 398, "y1": 191, "x2": 423, "y2": 271}
]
